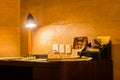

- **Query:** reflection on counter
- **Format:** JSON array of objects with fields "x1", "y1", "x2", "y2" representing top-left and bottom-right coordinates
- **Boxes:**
[{"x1": 0, "y1": 55, "x2": 92, "y2": 62}]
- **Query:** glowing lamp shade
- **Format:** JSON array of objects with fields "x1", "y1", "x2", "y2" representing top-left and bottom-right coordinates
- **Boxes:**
[{"x1": 25, "y1": 13, "x2": 36, "y2": 28}]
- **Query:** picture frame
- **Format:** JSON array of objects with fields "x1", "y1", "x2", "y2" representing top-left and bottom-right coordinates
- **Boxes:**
[{"x1": 73, "y1": 37, "x2": 88, "y2": 49}]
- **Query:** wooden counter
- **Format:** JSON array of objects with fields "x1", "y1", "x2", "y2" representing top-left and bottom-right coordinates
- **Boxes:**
[{"x1": 0, "y1": 60, "x2": 113, "y2": 80}]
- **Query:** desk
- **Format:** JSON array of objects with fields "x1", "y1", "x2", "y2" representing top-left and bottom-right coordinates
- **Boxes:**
[{"x1": 0, "y1": 60, "x2": 113, "y2": 80}]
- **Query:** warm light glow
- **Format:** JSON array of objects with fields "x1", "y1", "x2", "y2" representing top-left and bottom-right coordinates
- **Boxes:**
[
  {"x1": 26, "y1": 23, "x2": 36, "y2": 28},
  {"x1": 41, "y1": 31, "x2": 52, "y2": 40}
]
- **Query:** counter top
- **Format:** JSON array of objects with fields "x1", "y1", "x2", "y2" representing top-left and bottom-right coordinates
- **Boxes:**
[{"x1": 0, "y1": 57, "x2": 113, "y2": 80}]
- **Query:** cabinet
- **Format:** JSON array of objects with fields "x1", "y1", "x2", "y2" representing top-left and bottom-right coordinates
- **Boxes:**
[
  {"x1": 33, "y1": 63, "x2": 62, "y2": 80},
  {"x1": 0, "y1": 60, "x2": 113, "y2": 80},
  {"x1": 61, "y1": 60, "x2": 113, "y2": 80}
]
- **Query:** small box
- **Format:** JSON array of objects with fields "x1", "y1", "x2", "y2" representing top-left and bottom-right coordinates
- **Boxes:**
[
  {"x1": 59, "y1": 44, "x2": 65, "y2": 53},
  {"x1": 53, "y1": 44, "x2": 59, "y2": 53},
  {"x1": 65, "y1": 44, "x2": 72, "y2": 54}
]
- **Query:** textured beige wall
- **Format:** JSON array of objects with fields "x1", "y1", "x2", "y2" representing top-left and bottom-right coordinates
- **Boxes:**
[
  {"x1": 0, "y1": 0, "x2": 20, "y2": 57},
  {"x1": 21, "y1": 0, "x2": 120, "y2": 80}
]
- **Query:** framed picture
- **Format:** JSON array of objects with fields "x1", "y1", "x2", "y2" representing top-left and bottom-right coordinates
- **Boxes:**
[{"x1": 73, "y1": 37, "x2": 88, "y2": 49}]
